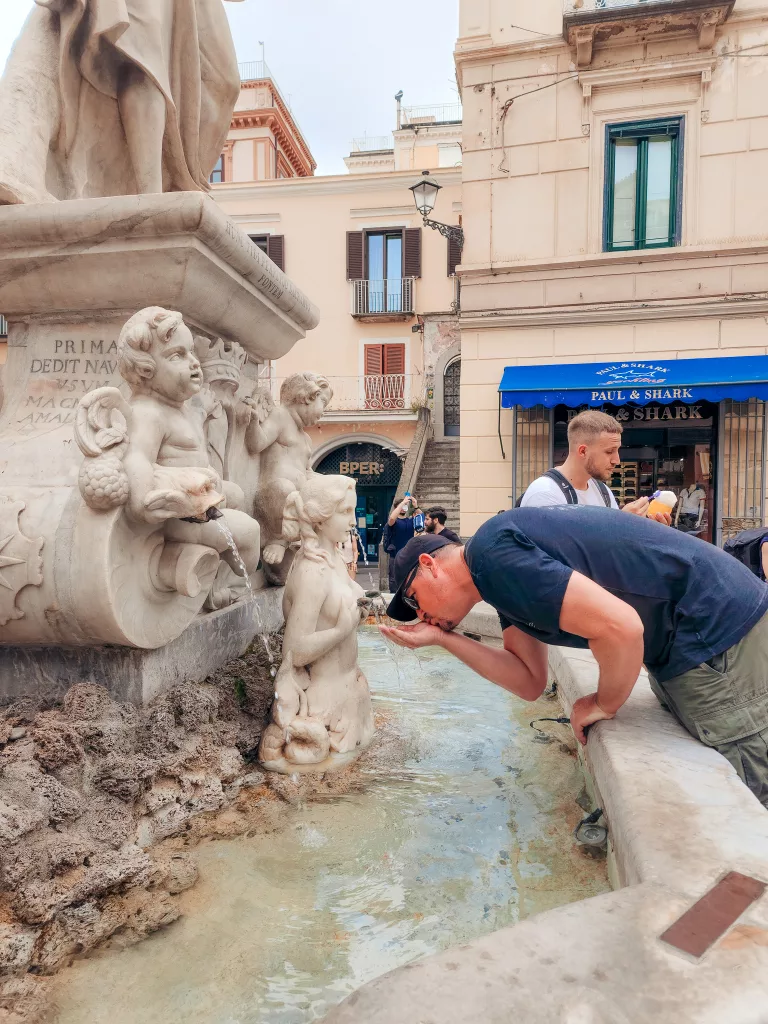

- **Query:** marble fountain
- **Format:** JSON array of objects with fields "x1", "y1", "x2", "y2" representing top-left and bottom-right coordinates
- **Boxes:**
[{"x1": 0, "y1": 4, "x2": 609, "y2": 1022}]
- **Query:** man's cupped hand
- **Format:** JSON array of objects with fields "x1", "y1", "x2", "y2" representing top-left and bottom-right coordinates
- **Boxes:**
[{"x1": 379, "y1": 622, "x2": 443, "y2": 649}]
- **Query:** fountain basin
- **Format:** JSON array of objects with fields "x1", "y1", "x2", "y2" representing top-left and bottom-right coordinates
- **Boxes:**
[{"x1": 51, "y1": 628, "x2": 608, "y2": 1023}]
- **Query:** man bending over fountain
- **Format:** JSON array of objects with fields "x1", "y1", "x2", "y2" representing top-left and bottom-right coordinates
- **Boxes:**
[{"x1": 381, "y1": 508, "x2": 768, "y2": 808}]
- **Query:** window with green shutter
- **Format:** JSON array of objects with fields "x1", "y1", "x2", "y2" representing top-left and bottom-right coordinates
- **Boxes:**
[{"x1": 604, "y1": 117, "x2": 683, "y2": 252}]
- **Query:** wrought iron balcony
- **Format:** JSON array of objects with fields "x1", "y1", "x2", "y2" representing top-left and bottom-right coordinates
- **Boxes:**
[
  {"x1": 563, "y1": 0, "x2": 734, "y2": 67},
  {"x1": 262, "y1": 375, "x2": 418, "y2": 415},
  {"x1": 350, "y1": 278, "x2": 416, "y2": 321}
]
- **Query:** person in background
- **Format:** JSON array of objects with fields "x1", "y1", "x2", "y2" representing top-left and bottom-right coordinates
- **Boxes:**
[
  {"x1": 383, "y1": 495, "x2": 423, "y2": 592},
  {"x1": 425, "y1": 507, "x2": 461, "y2": 544},
  {"x1": 521, "y1": 410, "x2": 671, "y2": 524}
]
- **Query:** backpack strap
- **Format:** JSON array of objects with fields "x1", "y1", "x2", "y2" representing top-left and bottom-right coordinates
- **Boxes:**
[
  {"x1": 596, "y1": 480, "x2": 613, "y2": 508},
  {"x1": 544, "y1": 469, "x2": 579, "y2": 505}
]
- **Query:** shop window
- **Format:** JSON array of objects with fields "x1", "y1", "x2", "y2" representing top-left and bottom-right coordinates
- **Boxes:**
[
  {"x1": 604, "y1": 118, "x2": 682, "y2": 252},
  {"x1": 210, "y1": 154, "x2": 224, "y2": 184}
]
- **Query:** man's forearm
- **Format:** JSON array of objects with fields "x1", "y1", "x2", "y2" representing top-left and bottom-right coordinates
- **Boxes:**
[
  {"x1": 589, "y1": 633, "x2": 644, "y2": 715},
  {"x1": 438, "y1": 631, "x2": 546, "y2": 701}
]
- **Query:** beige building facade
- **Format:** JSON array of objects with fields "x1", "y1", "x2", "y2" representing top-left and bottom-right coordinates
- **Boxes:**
[
  {"x1": 214, "y1": 91, "x2": 463, "y2": 558},
  {"x1": 456, "y1": 0, "x2": 768, "y2": 544}
]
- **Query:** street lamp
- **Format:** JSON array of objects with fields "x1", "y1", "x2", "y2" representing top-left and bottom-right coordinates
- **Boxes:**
[{"x1": 409, "y1": 170, "x2": 464, "y2": 247}]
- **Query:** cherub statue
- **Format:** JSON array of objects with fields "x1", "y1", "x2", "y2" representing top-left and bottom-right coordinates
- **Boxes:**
[
  {"x1": 75, "y1": 307, "x2": 260, "y2": 586},
  {"x1": 259, "y1": 474, "x2": 375, "y2": 771},
  {"x1": 247, "y1": 372, "x2": 332, "y2": 575}
]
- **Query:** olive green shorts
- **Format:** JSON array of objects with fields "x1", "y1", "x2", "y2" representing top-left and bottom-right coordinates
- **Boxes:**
[{"x1": 649, "y1": 611, "x2": 768, "y2": 808}]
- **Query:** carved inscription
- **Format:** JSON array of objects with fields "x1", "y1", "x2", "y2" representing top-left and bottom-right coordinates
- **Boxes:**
[{"x1": 16, "y1": 336, "x2": 120, "y2": 433}]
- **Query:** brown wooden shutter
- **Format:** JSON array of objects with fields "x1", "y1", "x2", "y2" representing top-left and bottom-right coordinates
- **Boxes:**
[
  {"x1": 267, "y1": 234, "x2": 285, "y2": 272},
  {"x1": 383, "y1": 343, "x2": 405, "y2": 375},
  {"x1": 347, "y1": 231, "x2": 364, "y2": 280},
  {"x1": 403, "y1": 228, "x2": 422, "y2": 278},
  {"x1": 447, "y1": 234, "x2": 462, "y2": 277},
  {"x1": 364, "y1": 344, "x2": 383, "y2": 376}
]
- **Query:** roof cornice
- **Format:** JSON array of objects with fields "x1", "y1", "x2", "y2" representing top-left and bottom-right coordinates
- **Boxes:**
[{"x1": 212, "y1": 167, "x2": 461, "y2": 202}]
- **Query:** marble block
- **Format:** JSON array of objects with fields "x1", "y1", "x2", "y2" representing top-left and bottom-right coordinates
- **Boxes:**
[
  {"x1": 0, "y1": 587, "x2": 284, "y2": 706},
  {"x1": 0, "y1": 194, "x2": 318, "y2": 659}
]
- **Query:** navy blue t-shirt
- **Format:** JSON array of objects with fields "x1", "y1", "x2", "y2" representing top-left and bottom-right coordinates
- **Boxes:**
[{"x1": 464, "y1": 506, "x2": 768, "y2": 683}]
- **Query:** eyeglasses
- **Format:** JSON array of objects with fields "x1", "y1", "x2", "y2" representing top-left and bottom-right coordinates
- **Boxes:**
[{"x1": 401, "y1": 564, "x2": 421, "y2": 614}]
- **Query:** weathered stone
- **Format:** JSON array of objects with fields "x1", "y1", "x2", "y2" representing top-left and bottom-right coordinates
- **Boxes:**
[
  {"x1": 14, "y1": 847, "x2": 152, "y2": 925},
  {"x1": 0, "y1": 924, "x2": 36, "y2": 976},
  {"x1": 152, "y1": 852, "x2": 198, "y2": 896},
  {"x1": 30, "y1": 718, "x2": 83, "y2": 773},
  {"x1": 92, "y1": 754, "x2": 158, "y2": 803},
  {"x1": 8, "y1": 728, "x2": 26, "y2": 742}
]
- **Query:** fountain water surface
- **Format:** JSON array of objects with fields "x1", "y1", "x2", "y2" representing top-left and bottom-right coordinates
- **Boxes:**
[{"x1": 52, "y1": 629, "x2": 608, "y2": 1024}]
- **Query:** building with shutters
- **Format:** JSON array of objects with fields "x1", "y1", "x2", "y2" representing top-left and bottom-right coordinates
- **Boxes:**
[
  {"x1": 213, "y1": 95, "x2": 463, "y2": 561},
  {"x1": 455, "y1": 0, "x2": 768, "y2": 545}
]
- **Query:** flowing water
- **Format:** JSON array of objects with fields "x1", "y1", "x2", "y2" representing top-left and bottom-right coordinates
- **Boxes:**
[
  {"x1": 215, "y1": 520, "x2": 253, "y2": 596},
  {"x1": 53, "y1": 629, "x2": 609, "y2": 1024}
]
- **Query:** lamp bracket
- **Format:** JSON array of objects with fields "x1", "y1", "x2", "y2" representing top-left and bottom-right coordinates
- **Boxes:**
[{"x1": 422, "y1": 216, "x2": 464, "y2": 248}]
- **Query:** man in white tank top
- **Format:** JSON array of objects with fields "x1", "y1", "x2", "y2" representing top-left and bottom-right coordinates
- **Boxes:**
[{"x1": 520, "y1": 410, "x2": 670, "y2": 523}]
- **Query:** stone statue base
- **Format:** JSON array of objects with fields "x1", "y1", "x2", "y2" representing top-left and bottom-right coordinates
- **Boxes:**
[
  {"x1": 0, "y1": 587, "x2": 283, "y2": 706},
  {"x1": 0, "y1": 192, "x2": 318, "y2": 702},
  {"x1": 260, "y1": 746, "x2": 372, "y2": 777}
]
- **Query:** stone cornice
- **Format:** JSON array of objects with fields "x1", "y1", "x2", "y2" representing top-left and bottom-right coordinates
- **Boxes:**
[
  {"x1": 458, "y1": 239, "x2": 768, "y2": 279},
  {"x1": 236, "y1": 79, "x2": 316, "y2": 173},
  {"x1": 459, "y1": 293, "x2": 768, "y2": 330},
  {"x1": 212, "y1": 168, "x2": 461, "y2": 202},
  {"x1": 231, "y1": 110, "x2": 313, "y2": 177}
]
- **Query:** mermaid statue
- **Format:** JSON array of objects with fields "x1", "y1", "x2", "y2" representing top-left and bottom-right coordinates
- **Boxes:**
[{"x1": 259, "y1": 474, "x2": 376, "y2": 773}]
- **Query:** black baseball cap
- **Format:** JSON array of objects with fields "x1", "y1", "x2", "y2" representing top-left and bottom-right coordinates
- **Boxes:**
[{"x1": 386, "y1": 534, "x2": 455, "y2": 621}]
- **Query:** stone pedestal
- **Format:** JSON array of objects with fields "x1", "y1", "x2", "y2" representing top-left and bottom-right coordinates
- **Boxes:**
[
  {"x1": 0, "y1": 193, "x2": 318, "y2": 697},
  {"x1": 0, "y1": 587, "x2": 284, "y2": 706}
]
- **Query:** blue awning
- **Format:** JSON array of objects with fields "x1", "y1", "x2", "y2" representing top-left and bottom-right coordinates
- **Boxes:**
[{"x1": 499, "y1": 355, "x2": 768, "y2": 409}]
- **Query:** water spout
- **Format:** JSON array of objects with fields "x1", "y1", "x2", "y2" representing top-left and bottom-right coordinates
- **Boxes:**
[{"x1": 180, "y1": 505, "x2": 224, "y2": 524}]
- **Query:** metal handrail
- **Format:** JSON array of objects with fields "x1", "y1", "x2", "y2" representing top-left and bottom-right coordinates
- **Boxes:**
[
  {"x1": 350, "y1": 136, "x2": 394, "y2": 153},
  {"x1": 351, "y1": 278, "x2": 416, "y2": 316},
  {"x1": 402, "y1": 103, "x2": 462, "y2": 125}
]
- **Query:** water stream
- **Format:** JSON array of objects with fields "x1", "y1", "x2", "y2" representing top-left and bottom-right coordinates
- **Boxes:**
[
  {"x1": 52, "y1": 629, "x2": 608, "y2": 1024},
  {"x1": 215, "y1": 520, "x2": 253, "y2": 596}
]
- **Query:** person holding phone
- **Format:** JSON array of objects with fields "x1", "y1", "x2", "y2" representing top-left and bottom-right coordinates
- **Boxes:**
[{"x1": 383, "y1": 495, "x2": 423, "y2": 592}]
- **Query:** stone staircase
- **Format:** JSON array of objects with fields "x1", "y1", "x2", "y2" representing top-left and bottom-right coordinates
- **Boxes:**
[{"x1": 415, "y1": 438, "x2": 461, "y2": 535}]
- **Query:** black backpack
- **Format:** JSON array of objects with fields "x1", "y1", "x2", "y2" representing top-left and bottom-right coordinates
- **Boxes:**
[
  {"x1": 515, "y1": 469, "x2": 613, "y2": 509},
  {"x1": 723, "y1": 527, "x2": 768, "y2": 577}
]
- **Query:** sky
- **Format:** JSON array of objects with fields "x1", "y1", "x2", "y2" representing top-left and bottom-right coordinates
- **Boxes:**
[{"x1": 0, "y1": 0, "x2": 460, "y2": 175}]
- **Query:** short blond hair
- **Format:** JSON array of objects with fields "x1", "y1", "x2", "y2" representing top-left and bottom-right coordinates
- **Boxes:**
[{"x1": 568, "y1": 410, "x2": 623, "y2": 445}]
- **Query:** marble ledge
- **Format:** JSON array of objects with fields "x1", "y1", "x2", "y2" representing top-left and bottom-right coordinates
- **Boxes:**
[{"x1": 0, "y1": 192, "x2": 319, "y2": 356}]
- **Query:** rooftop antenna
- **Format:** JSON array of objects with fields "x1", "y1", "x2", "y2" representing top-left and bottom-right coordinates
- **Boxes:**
[
  {"x1": 259, "y1": 40, "x2": 265, "y2": 67},
  {"x1": 395, "y1": 90, "x2": 404, "y2": 131}
]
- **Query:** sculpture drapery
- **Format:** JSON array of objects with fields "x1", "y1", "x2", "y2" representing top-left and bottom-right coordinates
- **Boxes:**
[{"x1": 0, "y1": 0, "x2": 244, "y2": 204}]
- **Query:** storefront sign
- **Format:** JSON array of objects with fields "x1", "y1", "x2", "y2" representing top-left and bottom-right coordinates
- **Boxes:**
[
  {"x1": 589, "y1": 388, "x2": 694, "y2": 403},
  {"x1": 499, "y1": 355, "x2": 768, "y2": 410},
  {"x1": 566, "y1": 403, "x2": 704, "y2": 421},
  {"x1": 339, "y1": 461, "x2": 386, "y2": 476}
]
